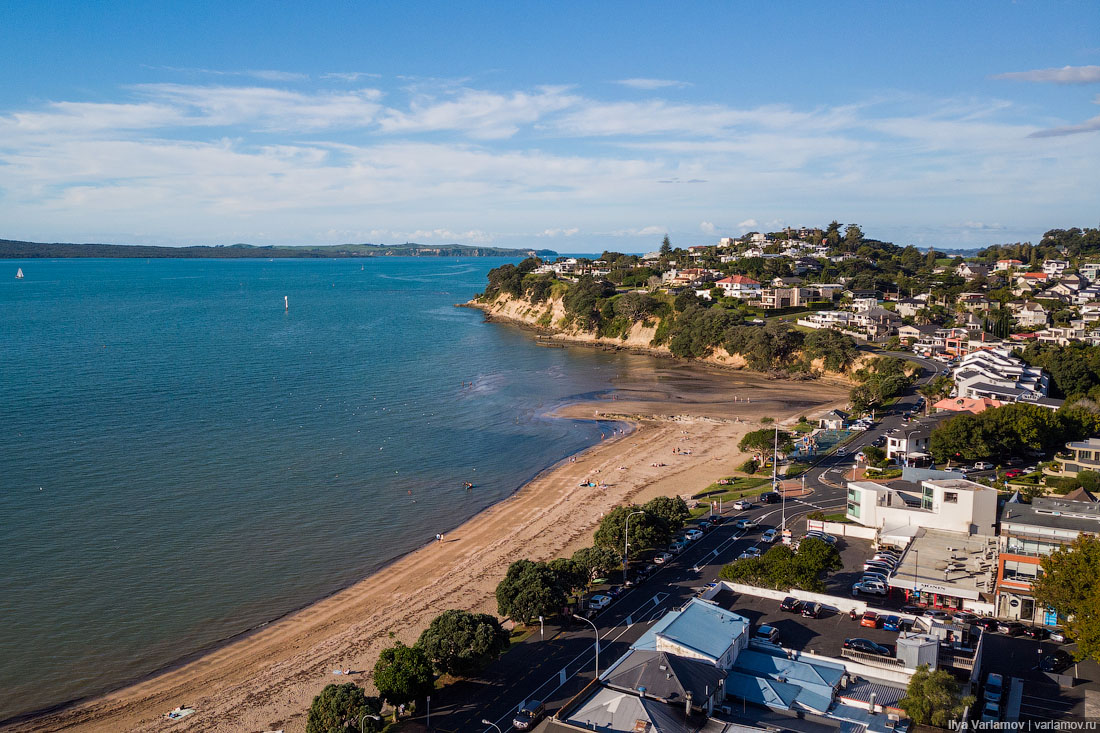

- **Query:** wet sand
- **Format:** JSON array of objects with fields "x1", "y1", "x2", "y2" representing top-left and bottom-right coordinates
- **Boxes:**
[{"x1": 6, "y1": 365, "x2": 846, "y2": 733}]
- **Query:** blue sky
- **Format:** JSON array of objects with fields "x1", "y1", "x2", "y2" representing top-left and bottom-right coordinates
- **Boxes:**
[{"x1": 1, "y1": 1, "x2": 1098, "y2": 253}]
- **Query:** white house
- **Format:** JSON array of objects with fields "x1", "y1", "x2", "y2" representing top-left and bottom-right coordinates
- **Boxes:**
[
  {"x1": 846, "y1": 478, "x2": 999, "y2": 537},
  {"x1": 1043, "y1": 259, "x2": 1070, "y2": 277},
  {"x1": 1014, "y1": 302, "x2": 1049, "y2": 328},
  {"x1": 715, "y1": 275, "x2": 762, "y2": 299}
]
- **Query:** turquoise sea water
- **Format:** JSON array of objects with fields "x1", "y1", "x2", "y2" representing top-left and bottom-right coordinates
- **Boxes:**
[{"x1": 0, "y1": 257, "x2": 634, "y2": 721}]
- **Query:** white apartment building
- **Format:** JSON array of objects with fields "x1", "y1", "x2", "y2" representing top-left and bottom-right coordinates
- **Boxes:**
[
  {"x1": 1043, "y1": 259, "x2": 1070, "y2": 277},
  {"x1": 846, "y1": 478, "x2": 998, "y2": 537},
  {"x1": 952, "y1": 348, "x2": 1049, "y2": 401}
]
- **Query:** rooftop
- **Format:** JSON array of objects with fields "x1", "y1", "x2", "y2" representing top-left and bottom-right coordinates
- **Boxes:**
[
  {"x1": 633, "y1": 598, "x2": 749, "y2": 663},
  {"x1": 1001, "y1": 494, "x2": 1100, "y2": 535},
  {"x1": 889, "y1": 528, "x2": 998, "y2": 601},
  {"x1": 604, "y1": 650, "x2": 726, "y2": 705}
]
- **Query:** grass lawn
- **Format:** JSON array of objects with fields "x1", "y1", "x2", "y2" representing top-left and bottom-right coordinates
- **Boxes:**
[
  {"x1": 690, "y1": 476, "x2": 772, "y2": 516},
  {"x1": 823, "y1": 512, "x2": 851, "y2": 522}
]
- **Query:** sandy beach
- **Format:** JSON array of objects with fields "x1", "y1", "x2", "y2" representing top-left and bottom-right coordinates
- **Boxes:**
[{"x1": 7, "y1": 366, "x2": 847, "y2": 733}]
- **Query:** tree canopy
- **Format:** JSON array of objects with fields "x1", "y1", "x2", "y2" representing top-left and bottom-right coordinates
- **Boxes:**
[
  {"x1": 593, "y1": 504, "x2": 671, "y2": 556},
  {"x1": 494, "y1": 559, "x2": 570, "y2": 623},
  {"x1": 372, "y1": 642, "x2": 435, "y2": 707},
  {"x1": 416, "y1": 610, "x2": 510, "y2": 678},
  {"x1": 738, "y1": 428, "x2": 793, "y2": 455},
  {"x1": 306, "y1": 683, "x2": 383, "y2": 733},
  {"x1": 899, "y1": 664, "x2": 974, "y2": 727},
  {"x1": 1033, "y1": 534, "x2": 1100, "y2": 663},
  {"x1": 718, "y1": 537, "x2": 841, "y2": 592},
  {"x1": 929, "y1": 402, "x2": 1100, "y2": 464},
  {"x1": 642, "y1": 495, "x2": 691, "y2": 533},
  {"x1": 571, "y1": 545, "x2": 622, "y2": 581}
]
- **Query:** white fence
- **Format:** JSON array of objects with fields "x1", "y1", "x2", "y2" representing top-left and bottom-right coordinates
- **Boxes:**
[{"x1": 806, "y1": 519, "x2": 878, "y2": 540}]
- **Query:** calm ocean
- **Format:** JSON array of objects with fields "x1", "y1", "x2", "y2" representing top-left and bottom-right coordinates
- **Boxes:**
[{"x1": 0, "y1": 257, "x2": 635, "y2": 721}]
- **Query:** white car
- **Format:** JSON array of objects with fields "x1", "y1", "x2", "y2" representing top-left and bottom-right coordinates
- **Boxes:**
[
  {"x1": 588, "y1": 594, "x2": 611, "y2": 611},
  {"x1": 732, "y1": 499, "x2": 753, "y2": 510},
  {"x1": 761, "y1": 528, "x2": 779, "y2": 543},
  {"x1": 654, "y1": 552, "x2": 673, "y2": 565},
  {"x1": 738, "y1": 547, "x2": 762, "y2": 560},
  {"x1": 836, "y1": 448, "x2": 847, "y2": 457},
  {"x1": 853, "y1": 580, "x2": 888, "y2": 596},
  {"x1": 974, "y1": 461, "x2": 993, "y2": 470},
  {"x1": 735, "y1": 518, "x2": 759, "y2": 530},
  {"x1": 684, "y1": 529, "x2": 704, "y2": 541}
]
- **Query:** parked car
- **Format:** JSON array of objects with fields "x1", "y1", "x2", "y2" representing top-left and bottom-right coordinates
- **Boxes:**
[
  {"x1": 760, "y1": 492, "x2": 781, "y2": 504},
  {"x1": 512, "y1": 700, "x2": 546, "y2": 730},
  {"x1": 853, "y1": 580, "x2": 888, "y2": 596},
  {"x1": 588, "y1": 594, "x2": 612, "y2": 611},
  {"x1": 735, "y1": 518, "x2": 760, "y2": 530},
  {"x1": 974, "y1": 461, "x2": 993, "y2": 470},
  {"x1": 684, "y1": 529, "x2": 704, "y2": 541},
  {"x1": 1050, "y1": 627, "x2": 1067, "y2": 643},
  {"x1": 1004, "y1": 469, "x2": 1024, "y2": 478},
  {"x1": 860, "y1": 611, "x2": 879, "y2": 628},
  {"x1": 780, "y1": 596, "x2": 803, "y2": 613},
  {"x1": 997, "y1": 621, "x2": 1026, "y2": 636},
  {"x1": 899, "y1": 604, "x2": 923, "y2": 615},
  {"x1": 843, "y1": 638, "x2": 892, "y2": 656},
  {"x1": 882, "y1": 615, "x2": 903, "y2": 632},
  {"x1": 861, "y1": 573, "x2": 890, "y2": 586},
  {"x1": 1023, "y1": 626, "x2": 1050, "y2": 640},
  {"x1": 952, "y1": 611, "x2": 978, "y2": 624},
  {"x1": 761, "y1": 528, "x2": 779, "y2": 543},
  {"x1": 754, "y1": 625, "x2": 780, "y2": 644},
  {"x1": 708, "y1": 515, "x2": 725, "y2": 526},
  {"x1": 805, "y1": 531, "x2": 837, "y2": 545},
  {"x1": 864, "y1": 561, "x2": 895, "y2": 574},
  {"x1": 973, "y1": 618, "x2": 999, "y2": 632},
  {"x1": 979, "y1": 700, "x2": 1001, "y2": 723},
  {"x1": 669, "y1": 539, "x2": 688, "y2": 553},
  {"x1": 732, "y1": 499, "x2": 753, "y2": 510},
  {"x1": 801, "y1": 602, "x2": 823, "y2": 619},
  {"x1": 653, "y1": 552, "x2": 673, "y2": 565},
  {"x1": 984, "y1": 673, "x2": 1004, "y2": 706},
  {"x1": 738, "y1": 547, "x2": 762, "y2": 560},
  {"x1": 605, "y1": 585, "x2": 623, "y2": 598},
  {"x1": 1040, "y1": 650, "x2": 1074, "y2": 673}
]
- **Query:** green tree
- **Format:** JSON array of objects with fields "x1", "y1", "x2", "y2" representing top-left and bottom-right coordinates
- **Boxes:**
[
  {"x1": 660, "y1": 235, "x2": 672, "y2": 256},
  {"x1": 929, "y1": 414, "x2": 992, "y2": 463},
  {"x1": 738, "y1": 428, "x2": 793, "y2": 454},
  {"x1": 593, "y1": 505, "x2": 671, "y2": 555},
  {"x1": 372, "y1": 642, "x2": 435, "y2": 707},
  {"x1": 613, "y1": 291, "x2": 658, "y2": 321},
  {"x1": 548, "y1": 557, "x2": 589, "y2": 596},
  {"x1": 306, "y1": 683, "x2": 382, "y2": 733},
  {"x1": 862, "y1": 445, "x2": 886, "y2": 465},
  {"x1": 571, "y1": 546, "x2": 622, "y2": 581},
  {"x1": 416, "y1": 610, "x2": 510, "y2": 678},
  {"x1": 495, "y1": 559, "x2": 569, "y2": 623},
  {"x1": 898, "y1": 664, "x2": 975, "y2": 727},
  {"x1": 1033, "y1": 534, "x2": 1100, "y2": 662},
  {"x1": 643, "y1": 496, "x2": 691, "y2": 533}
]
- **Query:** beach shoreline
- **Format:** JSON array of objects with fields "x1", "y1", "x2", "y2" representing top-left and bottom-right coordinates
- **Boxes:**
[{"x1": 5, "y1": 363, "x2": 848, "y2": 733}]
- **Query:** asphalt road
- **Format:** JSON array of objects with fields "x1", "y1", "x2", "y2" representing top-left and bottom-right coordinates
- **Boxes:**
[{"x1": 423, "y1": 349, "x2": 946, "y2": 732}]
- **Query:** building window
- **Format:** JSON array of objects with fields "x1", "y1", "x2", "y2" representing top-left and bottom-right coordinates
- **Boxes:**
[
  {"x1": 944, "y1": 492, "x2": 958, "y2": 504},
  {"x1": 847, "y1": 501, "x2": 860, "y2": 519}
]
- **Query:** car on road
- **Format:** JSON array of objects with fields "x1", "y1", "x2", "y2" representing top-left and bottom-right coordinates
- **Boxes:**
[
  {"x1": 780, "y1": 596, "x2": 802, "y2": 613},
  {"x1": 760, "y1": 492, "x2": 781, "y2": 504},
  {"x1": 588, "y1": 594, "x2": 612, "y2": 611},
  {"x1": 1041, "y1": 650, "x2": 1074, "y2": 673},
  {"x1": 735, "y1": 518, "x2": 760, "y2": 530},
  {"x1": 1004, "y1": 469, "x2": 1024, "y2": 478},
  {"x1": 684, "y1": 529, "x2": 704, "y2": 541},
  {"x1": 836, "y1": 448, "x2": 847, "y2": 457},
  {"x1": 997, "y1": 621, "x2": 1025, "y2": 636},
  {"x1": 801, "y1": 602, "x2": 823, "y2": 619},
  {"x1": 974, "y1": 461, "x2": 993, "y2": 470},
  {"x1": 697, "y1": 521, "x2": 712, "y2": 533},
  {"x1": 653, "y1": 552, "x2": 673, "y2": 565},
  {"x1": 860, "y1": 611, "x2": 879, "y2": 628},
  {"x1": 512, "y1": 700, "x2": 545, "y2": 730},
  {"x1": 732, "y1": 499, "x2": 753, "y2": 510},
  {"x1": 853, "y1": 580, "x2": 888, "y2": 596},
  {"x1": 754, "y1": 625, "x2": 780, "y2": 644},
  {"x1": 738, "y1": 547, "x2": 762, "y2": 560},
  {"x1": 605, "y1": 585, "x2": 623, "y2": 598},
  {"x1": 1023, "y1": 626, "x2": 1050, "y2": 640},
  {"x1": 843, "y1": 638, "x2": 892, "y2": 656},
  {"x1": 761, "y1": 528, "x2": 779, "y2": 543}
]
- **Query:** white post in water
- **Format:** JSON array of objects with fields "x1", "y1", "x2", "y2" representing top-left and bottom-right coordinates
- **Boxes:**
[{"x1": 284, "y1": 295, "x2": 288, "y2": 311}]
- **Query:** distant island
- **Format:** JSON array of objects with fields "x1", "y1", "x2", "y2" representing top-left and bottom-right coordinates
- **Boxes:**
[{"x1": 0, "y1": 238, "x2": 557, "y2": 259}]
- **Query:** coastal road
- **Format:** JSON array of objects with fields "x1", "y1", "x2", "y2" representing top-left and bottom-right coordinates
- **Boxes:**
[{"x1": 426, "y1": 349, "x2": 941, "y2": 732}]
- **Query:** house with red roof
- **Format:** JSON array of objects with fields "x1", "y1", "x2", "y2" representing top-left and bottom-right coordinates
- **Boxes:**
[{"x1": 715, "y1": 275, "x2": 762, "y2": 299}]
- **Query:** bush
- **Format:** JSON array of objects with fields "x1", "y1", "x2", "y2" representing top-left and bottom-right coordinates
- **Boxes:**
[
  {"x1": 739, "y1": 459, "x2": 759, "y2": 474},
  {"x1": 306, "y1": 683, "x2": 382, "y2": 733},
  {"x1": 416, "y1": 610, "x2": 510, "y2": 678}
]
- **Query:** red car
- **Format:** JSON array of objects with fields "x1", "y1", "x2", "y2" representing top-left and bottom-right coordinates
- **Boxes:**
[
  {"x1": 860, "y1": 611, "x2": 879, "y2": 628},
  {"x1": 1004, "y1": 469, "x2": 1024, "y2": 478}
]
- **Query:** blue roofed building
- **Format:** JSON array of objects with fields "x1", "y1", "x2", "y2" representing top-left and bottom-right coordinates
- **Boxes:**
[{"x1": 630, "y1": 598, "x2": 749, "y2": 669}]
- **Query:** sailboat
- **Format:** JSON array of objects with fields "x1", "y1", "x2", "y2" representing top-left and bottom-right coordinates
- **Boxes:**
[{"x1": 15, "y1": 268, "x2": 24, "y2": 279}]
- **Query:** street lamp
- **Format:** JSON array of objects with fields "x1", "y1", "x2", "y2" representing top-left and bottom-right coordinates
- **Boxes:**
[
  {"x1": 359, "y1": 712, "x2": 382, "y2": 732},
  {"x1": 577, "y1": 614, "x2": 601, "y2": 680},
  {"x1": 482, "y1": 720, "x2": 503, "y2": 733},
  {"x1": 624, "y1": 510, "x2": 645, "y2": 585}
]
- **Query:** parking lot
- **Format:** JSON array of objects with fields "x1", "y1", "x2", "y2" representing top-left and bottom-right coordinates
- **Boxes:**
[{"x1": 712, "y1": 587, "x2": 907, "y2": 659}]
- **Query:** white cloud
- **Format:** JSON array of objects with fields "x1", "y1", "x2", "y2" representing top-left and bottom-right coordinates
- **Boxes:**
[
  {"x1": 737, "y1": 219, "x2": 758, "y2": 229},
  {"x1": 537, "y1": 228, "x2": 580, "y2": 237},
  {"x1": 615, "y1": 78, "x2": 691, "y2": 90},
  {"x1": 993, "y1": 65, "x2": 1100, "y2": 84},
  {"x1": 1029, "y1": 114, "x2": 1100, "y2": 138},
  {"x1": 322, "y1": 72, "x2": 382, "y2": 81},
  {"x1": 610, "y1": 225, "x2": 666, "y2": 237},
  {"x1": 960, "y1": 221, "x2": 1005, "y2": 230},
  {"x1": 700, "y1": 221, "x2": 717, "y2": 235},
  {"x1": 378, "y1": 87, "x2": 579, "y2": 139}
]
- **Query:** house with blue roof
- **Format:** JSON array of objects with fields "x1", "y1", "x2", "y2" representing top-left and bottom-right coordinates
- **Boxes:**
[{"x1": 631, "y1": 598, "x2": 749, "y2": 669}]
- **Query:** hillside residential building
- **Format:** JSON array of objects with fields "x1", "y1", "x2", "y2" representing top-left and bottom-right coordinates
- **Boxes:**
[
  {"x1": 715, "y1": 274, "x2": 761, "y2": 299},
  {"x1": 932, "y1": 396, "x2": 1002, "y2": 415},
  {"x1": 846, "y1": 477, "x2": 998, "y2": 537},
  {"x1": 1043, "y1": 259, "x2": 1070, "y2": 277},
  {"x1": 995, "y1": 259, "x2": 1024, "y2": 271},
  {"x1": 956, "y1": 262, "x2": 990, "y2": 280},
  {"x1": 997, "y1": 490, "x2": 1100, "y2": 624},
  {"x1": 1013, "y1": 301, "x2": 1049, "y2": 328},
  {"x1": 1081, "y1": 262, "x2": 1100, "y2": 281},
  {"x1": 951, "y1": 348, "x2": 1053, "y2": 405},
  {"x1": 1053, "y1": 438, "x2": 1100, "y2": 478}
]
